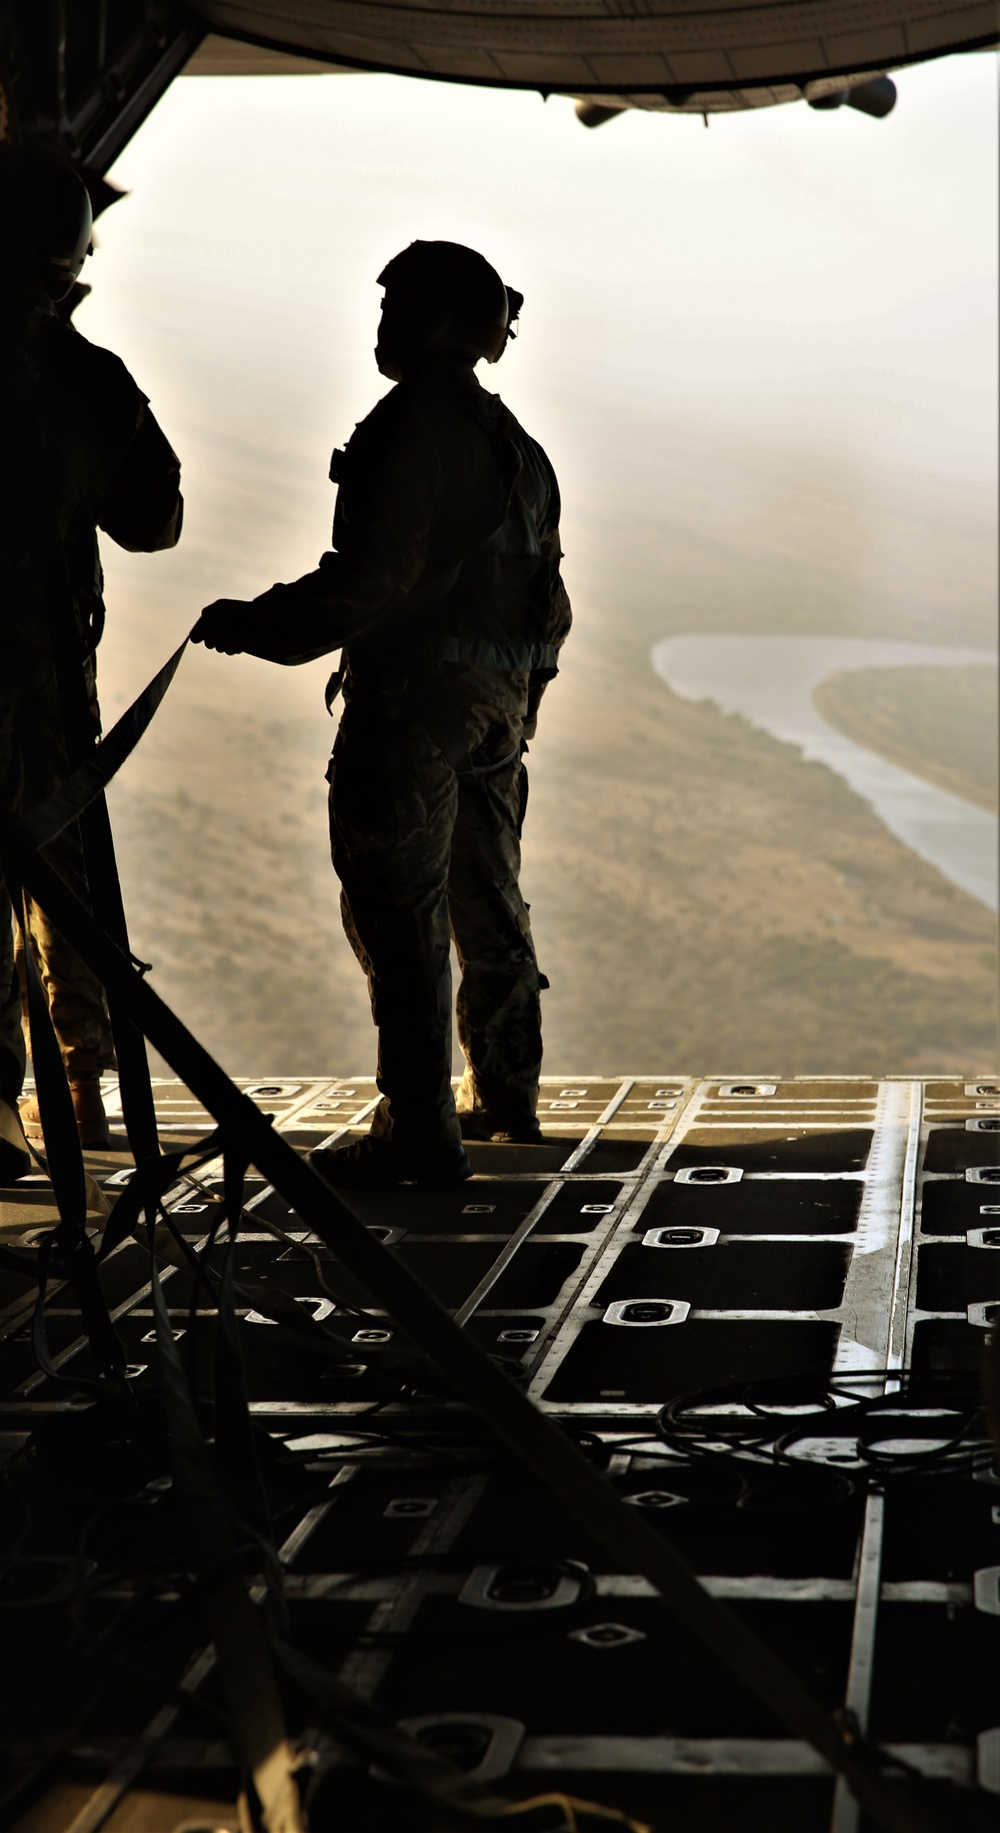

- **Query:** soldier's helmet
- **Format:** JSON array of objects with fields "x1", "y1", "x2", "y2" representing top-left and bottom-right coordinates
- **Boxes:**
[
  {"x1": 0, "y1": 145, "x2": 93, "y2": 301},
  {"x1": 377, "y1": 240, "x2": 522, "y2": 370}
]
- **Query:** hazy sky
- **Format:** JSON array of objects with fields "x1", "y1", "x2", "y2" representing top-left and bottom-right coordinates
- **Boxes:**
[{"x1": 77, "y1": 52, "x2": 998, "y2": 726}]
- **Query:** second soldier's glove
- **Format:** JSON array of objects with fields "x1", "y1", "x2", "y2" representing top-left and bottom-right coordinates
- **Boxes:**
[
  {"x1": 191, "y1": 598, "x2": 254, "y2": 655},
  {"x1": 193, "y1": 591, "x2": 341, "y2": 666}
]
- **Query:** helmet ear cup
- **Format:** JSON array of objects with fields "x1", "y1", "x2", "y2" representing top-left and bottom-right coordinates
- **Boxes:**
[
  {"x1": 0, "y1": 144, "x2": 93, "y2": 301},
  {"x1": 484, "y1": 289, "x2": 522, "y2": 364},
  {"x1": 44, "y1": 198, "x2": 93, "y2": 301}
]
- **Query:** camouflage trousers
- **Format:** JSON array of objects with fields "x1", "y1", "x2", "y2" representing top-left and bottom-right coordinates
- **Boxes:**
[
  {"x1": 328, "y1": 672, "x2": 545, "y2": 1149},
  {"x1": 14, "y1": 876, "x2": 114, "y2": 1083},
  {"x1": 0, "y1": 644, "x2": 113, "y2": 1101}
]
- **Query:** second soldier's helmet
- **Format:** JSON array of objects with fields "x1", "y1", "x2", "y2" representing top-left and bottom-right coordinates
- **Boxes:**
[
  {"x1": 377, "y1": 240, "x2": 522, "y2": 367},
  {"x1": 0, "y1": 145, "x2": 93, "y2": 301}
]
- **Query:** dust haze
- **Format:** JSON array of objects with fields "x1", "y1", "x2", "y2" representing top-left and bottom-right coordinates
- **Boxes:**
[{"x1": 76, "y1": 59, "x2": 998, "y2": 1079}]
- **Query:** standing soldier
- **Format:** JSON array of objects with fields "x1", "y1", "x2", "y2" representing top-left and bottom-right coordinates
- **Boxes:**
[
  {"x1": 0, "y1": 145, "x2": 183, "y2": 1184},
  {"x1": 194, "y1": 241, "x2": 571, "y2": 1187}
]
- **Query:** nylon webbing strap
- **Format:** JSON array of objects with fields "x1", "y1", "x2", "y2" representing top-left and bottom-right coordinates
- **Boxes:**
[
  {"x1": 131, "y1": 1164, "x2": 518, "y2": 1828},
  {"x1": 0, "y1": 824, "x2": 945, "y2": 1833},
  {"x1": 146, "y1": 1221, "x2": 305, "y2": 1833},
  {"x1": 94, "y1": 1128, "x2": 225, "y2": 1263},
  {"x1": 123, "y1": 1199, "x2": 427, "y2": 1395},
  {"x1": 21, "y1": 640, "x2": 188, "y2": 850}
]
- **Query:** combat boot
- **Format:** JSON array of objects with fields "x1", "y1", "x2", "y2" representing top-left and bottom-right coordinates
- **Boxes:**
[
  {"x1": 459, "y1": 1111, "x2": 544, "y2": 1145},
  {"x1": 20, "y1": 1079, "x2": 112, "y2": 1150},
  {"x1": 310, "y1": 1135, "x2": 472, "y2": 1190},
  {"x1": 0, "y1": 1097, "x2": 32, "y2": 1186}
]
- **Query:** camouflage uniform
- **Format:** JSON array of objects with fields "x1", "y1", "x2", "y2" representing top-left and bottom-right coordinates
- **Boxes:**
[
  {"x1": 330, "y1": 670, "x2": 543, "y2": 1148},
  {"x1": 10, "y1": 647, "x2": 114, "y2": 1086},
  {"x1": 246, "y1": 355, "x2": 570, "y2": 1149},
  {"x1": 15, "y1": 839, "x2": 115, "y2": 1083},
  {"x1": 0, "y1": 292, "x2": 182, "y2": 1107}
]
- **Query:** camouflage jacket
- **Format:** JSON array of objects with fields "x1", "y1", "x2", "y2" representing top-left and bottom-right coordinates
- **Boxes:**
[
  {"x1": 248, "y1": 355, "x2": 572, "y2": 715},
  {"x1": 0, "y1": 295, "x2": 183, "y2": 662}
]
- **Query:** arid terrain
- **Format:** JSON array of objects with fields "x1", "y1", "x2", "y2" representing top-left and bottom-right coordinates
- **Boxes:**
[
  {"x1": 526, "y1": 633, "x2": 997, "y2": 1078},
  {"x1": 101, "y1": 399, "x2": 999, "y2": 1082}
]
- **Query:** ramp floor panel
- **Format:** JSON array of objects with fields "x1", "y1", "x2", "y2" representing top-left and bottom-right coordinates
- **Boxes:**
[{"x1": 0, "y1": 1075, "x2": 997, "y2": 1831}]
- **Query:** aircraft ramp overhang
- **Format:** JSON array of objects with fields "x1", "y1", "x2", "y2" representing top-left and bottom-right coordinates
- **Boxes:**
[
  {"x1": 191, "y1": 0, "x2": 1000, "y2": 110},
  {"x1": 1, "y1": 1072, "x2": 998, "y2": 1830},
  {"x1": 2, "y1": 2, "x2": 999, "y2": 178}
]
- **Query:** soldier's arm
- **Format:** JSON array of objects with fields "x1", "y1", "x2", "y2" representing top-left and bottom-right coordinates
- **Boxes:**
[
  {"x1": 195, "y1": 409, "x2": 438, "y2": 664},
  {"x1": 97, "y1": 404, "x2": 183, "y2": 552},
  {"x1": 523, "y1": 459, "x2": 572, "y2": 739},
  {"x1": 51, "y1": 331, "x2": 184, "y2": 553}
]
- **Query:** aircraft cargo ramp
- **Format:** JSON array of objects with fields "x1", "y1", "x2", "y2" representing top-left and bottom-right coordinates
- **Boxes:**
[{"x1": 1, "y1": 1073, "x2": 998, "y2": 1832}]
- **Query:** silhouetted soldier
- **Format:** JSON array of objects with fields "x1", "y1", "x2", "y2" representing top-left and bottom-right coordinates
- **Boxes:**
[
  {"x1": 0, "y1": 146, "x2": 183, "y2": 1182},
  {"x1": 194, "y1": 241, "x2": 571, "y2": 1186}
]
